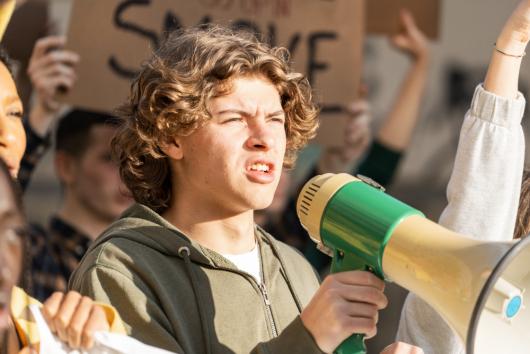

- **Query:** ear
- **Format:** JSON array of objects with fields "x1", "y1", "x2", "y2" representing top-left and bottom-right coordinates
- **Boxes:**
[
  {"x1": 54, "y1": 151, "x2": 78, "y2": 185},
  {"x1": 160, "y1": 137, "x2": 184, "y2": 160}
]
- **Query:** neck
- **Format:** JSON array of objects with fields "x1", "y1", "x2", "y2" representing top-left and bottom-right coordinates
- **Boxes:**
[
  {"x1": 57, "y1": 194, "x2": 112, "y2": 241},
  {"x1": 163, "y1": 197, "x2": 256, "y2": 255}
]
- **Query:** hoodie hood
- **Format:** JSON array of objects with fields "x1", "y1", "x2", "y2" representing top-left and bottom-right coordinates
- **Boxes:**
[{"x1": 90, "y1": 203, "x2": 285, "y2": 270}]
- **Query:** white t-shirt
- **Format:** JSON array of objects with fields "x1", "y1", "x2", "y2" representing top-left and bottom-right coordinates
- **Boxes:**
[{"x1": 221, "y1": 243, "x2": 262, "y2": 284}]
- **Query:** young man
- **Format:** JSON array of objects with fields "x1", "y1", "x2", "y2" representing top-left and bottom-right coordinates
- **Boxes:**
[
  {"x1": 69, "y1": 26, "x2": 419, "y2": 354},
  {"x1": 16, "y1": 36, "x2": 132, "y2": 301},
  {"x1": 22, "y1": 109, "x2": 133, "y2": 301}
]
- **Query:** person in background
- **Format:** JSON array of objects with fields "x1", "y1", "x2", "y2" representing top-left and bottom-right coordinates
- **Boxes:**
[
  {"x1": 0, "y1": 45, "x2": 113, "y2": 354},
  {"x1": 397, "y1": 1, "x2": 529, "y2": 352},
  {"x1": 17, "y1": 36, "x2": 133, "y2": 301}
]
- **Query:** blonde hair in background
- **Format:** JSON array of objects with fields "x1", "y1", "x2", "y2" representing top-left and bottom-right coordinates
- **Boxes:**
[{"x1": 515, "y1": 169, "x2": 530, "y2": 239}]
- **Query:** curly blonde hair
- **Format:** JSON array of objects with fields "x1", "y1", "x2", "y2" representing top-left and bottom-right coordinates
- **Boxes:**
[
  {"x1": 515, "y1": 170, "x2": 530, "y2": 239},
  {"x1": 112, "y1": 25, "x2": 319, "y2": 213}
]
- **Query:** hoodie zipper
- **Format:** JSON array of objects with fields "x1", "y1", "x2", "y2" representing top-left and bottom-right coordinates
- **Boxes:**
[{"x1": 258, "y1": 281, "x2": 278, "y2": 337}]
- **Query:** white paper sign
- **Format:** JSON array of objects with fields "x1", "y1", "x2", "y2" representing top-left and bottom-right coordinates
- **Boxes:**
[{"x1": 29, "y1": 305, "x2": 177, "y2": 354}]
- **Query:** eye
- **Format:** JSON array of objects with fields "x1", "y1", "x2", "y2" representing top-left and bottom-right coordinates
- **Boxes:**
[
  {"x1": 222, "y1": 117, "x2": 244, "y2": 124},
  {"x1": 8, "y1": 110, "x2": 23, "y2": 120},
  {"x1": 270, "y1": 116, "x2": 285, "y2": 124}
]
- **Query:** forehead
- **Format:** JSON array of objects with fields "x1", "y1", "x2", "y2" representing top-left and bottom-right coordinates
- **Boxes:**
[
  {"x1": 208, "y1": 76, "x2": 282, "y2": 113},
  {"x1": 86, "y1": 124, "x2": 118, "y2": 148},
  {"x1": 0, "y1": 63, "x2": 20, "y2": 106}
]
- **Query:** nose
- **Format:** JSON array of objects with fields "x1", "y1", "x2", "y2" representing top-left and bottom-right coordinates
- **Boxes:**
[{"x1": 245, "y1": 120, "x2": 276, "y2": 151}]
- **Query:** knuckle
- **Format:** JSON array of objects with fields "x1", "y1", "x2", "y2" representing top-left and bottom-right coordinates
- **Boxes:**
[
  {"x1": 67, "y1": 323, "x2": 82, "y2": 337},
  {"x1": 56, "y1": 315, "x2": 70, "y2": 329},
  {"x1": 81, "y1": 296, "x2": 93, "y2": 305},
  {"x1": 82, "y1": 328, "x2": 93, "y2": 341}
]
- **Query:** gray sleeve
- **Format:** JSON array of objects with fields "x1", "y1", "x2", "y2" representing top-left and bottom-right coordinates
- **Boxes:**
[{"x1": 396, "y1": 84, "x2": 526, "y2": 354}]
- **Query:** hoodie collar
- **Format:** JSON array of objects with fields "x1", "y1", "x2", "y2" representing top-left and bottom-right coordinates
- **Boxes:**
[{"x1": 114, "y1": 204, "x2": 281, "y2": 270}]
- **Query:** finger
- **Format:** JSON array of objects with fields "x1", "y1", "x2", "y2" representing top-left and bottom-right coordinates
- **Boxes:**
[
  {"x1": 399, "y1": 8, "x2": 425, "y2": 42},
  {"x1": 342, "y1": 301, "x2": 379, "y2": 323},
  {"x1": 31, "y1": 62, "x2": 77, "y2": 81},
  {"x1": 30, "y1": 66, "x2": 77, "y2": 92},
  {"x1": 18, "y1": 347, "x2": 38, "y2": 354},
  {"x1": 53, "y1": 291, "x2": 82, "y2": 342},
  {"x1": 81, "y1": 305, "x2": 109, "y2": 349},
  {"x1": 381, "y1": 341, "x2": 424, "y2": 354},
  {"x1": 66, "y1": 296, "x2": 93, "y2": 349},
  {"x1": 366, "y1": 325, "x2": 377, "y2": 339},
  {"x1": 42, "y1": 292, "x2": 64, "y2": 333},
  {"x1": 31, "y1": 35, "x2": 66, "y2": 59},
  {"x1": 32, "y1": 75, "x2": 75, "y2": 102},
  {"x1": 390, "y1": 34, "x2": 410, "y2": 50},
  {"x1": 28, "y1": 50, "x2": 80, "y2": 74},
  {"x1": 400, "y1": 9, "x2": 417, "y2": 33},
  {"x1": 330, "y1": 270, "x2": 386, "y2": 290},
  {"x1": 344, "y1": 316, "x2": 377, "y2": 337},
  {"x1": 338, "y1": 284, "x2": 388, "y2": 309},
  {"x1": 345, "y1": 100, "x2": 370, "y2": 116}
]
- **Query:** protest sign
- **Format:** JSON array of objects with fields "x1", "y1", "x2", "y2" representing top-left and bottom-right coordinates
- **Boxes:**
[
  {"x1": 366, "y1": 0, "x2": 441, "y2": 39},
  {"x1": 64, "y1": 0, "x2": 365, "y2": 145}
]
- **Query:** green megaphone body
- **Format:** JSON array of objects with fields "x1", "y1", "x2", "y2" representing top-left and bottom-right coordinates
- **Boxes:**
[
  {"x1": 297, "y1": 173, "x2": 528, "y2": 354},
  {"x1": 297, "y1": 173, "x2": 424, "y2": 354}
]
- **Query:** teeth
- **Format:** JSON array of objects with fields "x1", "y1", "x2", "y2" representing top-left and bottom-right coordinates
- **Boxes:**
[{"x1": 250, "y1": 163, "x2": 270, "y2": 172}]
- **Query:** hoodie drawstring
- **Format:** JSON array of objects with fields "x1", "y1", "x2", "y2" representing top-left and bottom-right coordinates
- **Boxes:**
[
  {"x1": 178, "y1": 246, "x2": 212, "y2": 354},
  {"x1": 269, "y1": 246, "x2": 304, "y2": 313}
]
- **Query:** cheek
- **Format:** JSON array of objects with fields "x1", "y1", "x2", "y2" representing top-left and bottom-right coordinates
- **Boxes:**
[{"x1": 7, "y1": 120, "x2": 26, "y2": 162}]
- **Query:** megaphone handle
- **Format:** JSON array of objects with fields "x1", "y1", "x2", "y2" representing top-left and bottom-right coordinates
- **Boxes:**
[
  {"x1": 334, "y1": 334, "x2": 366, "y2": 354},
  {"x1": 331, "y1": 251, "x2": 374, "y2": 354}
]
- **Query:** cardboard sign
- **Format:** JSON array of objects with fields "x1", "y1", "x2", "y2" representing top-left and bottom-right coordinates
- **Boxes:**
[
  {"x1": 3, "y1": 0, "x2": 49, "y2": 107},
  {"x1": 366, "y1": 0, "x2": 441, "y2": 39},
  {"x1": 63, "y1": 0, "x2": 365, "y2": 146}
]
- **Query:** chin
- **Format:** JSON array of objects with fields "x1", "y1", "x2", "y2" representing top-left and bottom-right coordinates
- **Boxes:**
[{"x1": 249, "y1": 196, "x2": 276, "y2": 211}]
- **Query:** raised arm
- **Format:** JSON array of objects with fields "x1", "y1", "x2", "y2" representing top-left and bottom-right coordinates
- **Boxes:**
[
  {"x1": 376, "y1": 9, "x2": 430, "y2": 151},
  {"x1": 397, "y1": 2, "x2": 529, "y2": 353},
  {"x1": 18, "y1": 36, "x2": 79, "y2": 190}
]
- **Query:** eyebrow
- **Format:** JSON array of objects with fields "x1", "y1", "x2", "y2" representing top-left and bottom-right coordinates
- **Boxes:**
[
  {"x1": 3, "y1": 95, "x2": 23, "y2": 109},
  {"x1": 216, "y1": 109, "x2": 285, "y2": 117}
]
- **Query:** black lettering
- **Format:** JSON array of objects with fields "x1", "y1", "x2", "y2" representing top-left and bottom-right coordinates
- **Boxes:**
[
  {"x1": 287, "y1": 33, "x2": 301, "y2": 56},
  {"x1": 266, "y1": 23, "x2": 277, "y2": 47},
  {"x1": 231, "y1": 20, "x2": 261, "y2": 38},
  {"x1": 163, "y1": 14, "x2": 212, "y2": 37},
  {"x1": 109, "y1": 0, "x2": 159, "y2": 79},
  {"x1": 307, "y1": 31, "x2": 336, "y2": 86},
  {"x1": 163, "y1": 11, "x2": 181, "y2": 34}
]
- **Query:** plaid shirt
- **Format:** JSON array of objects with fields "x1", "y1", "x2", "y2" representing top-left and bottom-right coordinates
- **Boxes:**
[
  {"x1": 18, "y1": 120, "x2": 92, "y2": 301},
  {"x1": 18, "y1": 119, "x2": 51, "y2": 191},
  {"x1": 25, "y1": 216, "x2": 91, "y2": 301}
]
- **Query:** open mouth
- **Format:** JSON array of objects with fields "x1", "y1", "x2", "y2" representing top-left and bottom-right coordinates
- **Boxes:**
[{"x1": 248, "y1": 162, "x2": 272, "y2": 173}]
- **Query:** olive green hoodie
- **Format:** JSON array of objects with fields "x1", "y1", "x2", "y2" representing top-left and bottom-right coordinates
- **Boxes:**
[{"x1": 69, "y1": 204, "x2": 324, "y2": 354}]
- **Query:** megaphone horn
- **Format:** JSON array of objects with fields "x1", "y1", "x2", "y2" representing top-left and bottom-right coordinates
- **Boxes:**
[{"x1": 296, "y1": 173, "x2": 530, "y2": 354}]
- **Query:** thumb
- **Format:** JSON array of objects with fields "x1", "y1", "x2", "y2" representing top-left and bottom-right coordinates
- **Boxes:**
[{"x1": 391, "y1": 34, "x2": 410, "y2": 49}]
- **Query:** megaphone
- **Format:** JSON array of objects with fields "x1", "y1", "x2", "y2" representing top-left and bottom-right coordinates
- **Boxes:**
[{"x1": 296, "y1": 173, "x2": 530, "y2": 354}]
